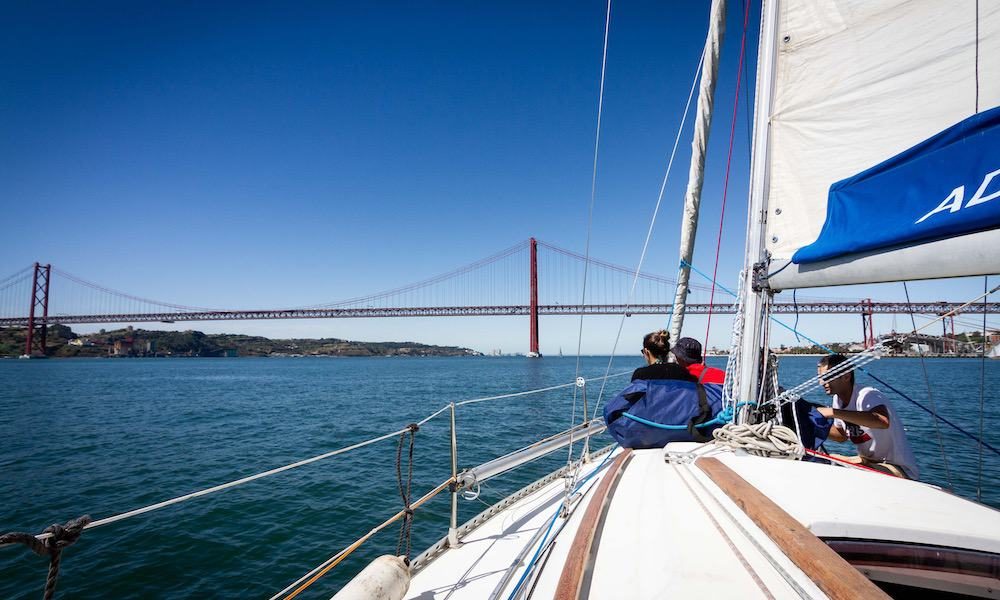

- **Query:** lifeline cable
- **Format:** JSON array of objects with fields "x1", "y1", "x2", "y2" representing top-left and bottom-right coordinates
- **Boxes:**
[{"x1": 1, "y1": 372, "x2": 631, "y2": 552}]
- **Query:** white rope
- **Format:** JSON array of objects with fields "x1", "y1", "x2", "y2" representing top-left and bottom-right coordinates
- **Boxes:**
[
  {"x1": 590, "y1": 40, "x2": 710, "y2": 421},
  {"x1": 770, "y1": 345, "x2": 884, "y2": 406},
  {"x1": 722, "y1": 268, "x2": 747, "y2": 410},
  {"x1": 418, "y1": 404, "x2": 452, "y2": 425},
  {"x1": 713, "y1": 422, "x2": 803, "y2": 460}
]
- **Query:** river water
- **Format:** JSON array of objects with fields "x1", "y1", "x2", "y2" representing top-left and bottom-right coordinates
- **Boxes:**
[{"x1": 1, "y1": 355, "x2": 997, "y2": 598}]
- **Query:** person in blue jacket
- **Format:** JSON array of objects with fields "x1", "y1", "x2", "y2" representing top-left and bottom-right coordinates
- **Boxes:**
[
  {"x1": 604, "y1": 330, "x2": 714, "y2": 449},
  {"x1": 631, "y1": 329, "x2": 696, "y2": 383}
]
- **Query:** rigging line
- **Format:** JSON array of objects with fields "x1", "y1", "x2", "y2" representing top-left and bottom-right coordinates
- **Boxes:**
[
  {"x1": 536, "y1": 240, "x2": 716, "y2": 293},
  {"x1": 689, "y1": 257, "x2": 1000, "y2": 345},
  {"x1": 683, "y1": 259, "x2": 1000, "y2": 457},
  {"x1": 704, "y1": 0, "x2": 753, "y2": 352},
  {"x1": 0, "y1": 425, "x2": 415, "y2": 550},
  {"x1": 669, "y1": 462, "x2": 775, "y2": 600},
  {"x1": 978, "y1": 275, "x2": 988, "y2": 502},
  {"x1": 741, "y1": 0, "x2": 753, "y2": 156},
  {"x1": 455, "y1": 371, "x2": 631, "y2": 408},
  {"x1": 505, "y1": 446, "x2": 618, "y2": 600},
  {"x1": 570, "y1": 0, "x2": 613, "y2": 470},
  {"x1": 590, "y1": 41, "x2": 708, "y2": 422},
  {"x1": 791, "y1": 289, "x2": 801, "y2": 343},
  {"x1": 903, "y1": 281, "x2": 953, "y2": 488},
  {"x1": 910, "y1": 283, "x2": 1000, "y2": 334}
]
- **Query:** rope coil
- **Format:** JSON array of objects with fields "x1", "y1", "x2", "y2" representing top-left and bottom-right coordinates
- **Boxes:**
[
  {"x1": 0, "y1": 515, "x2": 92, "y2": 600},
  {"x1": 713, "y1": 422, "x2": 804, "y2": 460}
]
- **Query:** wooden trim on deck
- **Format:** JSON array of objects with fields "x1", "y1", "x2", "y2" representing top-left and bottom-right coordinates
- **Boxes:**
[
  {"x1": 697, "y1": 457, "x2": 890, "y2": 600},
  {"x1": 553, "y1": 449, "x2": 632, "y2": 600}
]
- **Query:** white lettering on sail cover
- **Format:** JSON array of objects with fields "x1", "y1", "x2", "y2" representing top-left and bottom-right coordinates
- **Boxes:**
[
  {"x1": 915, "y1": 168, "x2": 1000, "y2": 224},
  {"x1": 965, "y1": 168, "x2": 1000, "y2": 209}
]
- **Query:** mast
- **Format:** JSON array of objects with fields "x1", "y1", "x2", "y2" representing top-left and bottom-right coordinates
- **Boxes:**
[
  {"x1": 669, "y1": 0, "x2": 726, "y2": 341},
  {"x1": 735, "y1": 0, "x2": 780, "y2": 406}
]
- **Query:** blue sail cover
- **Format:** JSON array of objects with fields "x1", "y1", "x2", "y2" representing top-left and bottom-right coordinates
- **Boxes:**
[{"x1": 792, "y1": 106, "x2": 1000, "y2": 265}]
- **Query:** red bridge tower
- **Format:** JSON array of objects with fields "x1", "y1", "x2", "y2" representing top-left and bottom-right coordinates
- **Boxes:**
[
  {"x1": 25, "y1": 263, "x2": 51, "y2": 357},
  {"x1": 529, "y1": 238, "x2": 540, "y2": 357}
]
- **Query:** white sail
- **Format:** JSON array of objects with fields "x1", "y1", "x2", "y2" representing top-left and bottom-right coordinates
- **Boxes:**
[{"x1": 760, "y1": 0, "x2": 1000, "y2": 289}]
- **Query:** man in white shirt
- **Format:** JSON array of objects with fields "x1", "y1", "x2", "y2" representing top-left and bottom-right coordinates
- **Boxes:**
[{"x1": 815, "y1": 354, "x2": 920, "y2": 479}]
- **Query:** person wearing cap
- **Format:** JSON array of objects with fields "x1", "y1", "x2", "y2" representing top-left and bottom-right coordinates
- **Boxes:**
[{"x1": 671, "y1": 337, "x2": 725, "y2": 384}]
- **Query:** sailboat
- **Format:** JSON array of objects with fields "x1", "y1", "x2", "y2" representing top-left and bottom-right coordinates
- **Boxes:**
[
  {"x1": 4, "y1": 2, "x2": 996, "y2": 599},
  {"x1": 321, "y1": 1, "x2": 1000, "y2": 599}
]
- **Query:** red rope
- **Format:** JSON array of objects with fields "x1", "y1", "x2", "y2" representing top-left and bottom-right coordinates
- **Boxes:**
[
  {"x1": 703, "y1": 0, "x2": 752, "y2": 354},
  {"x1": 803, "y1": 448, "x2": 897, "y2": 477}
]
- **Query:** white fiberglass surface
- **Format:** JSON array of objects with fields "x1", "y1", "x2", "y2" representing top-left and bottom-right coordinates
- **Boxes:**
[
  {"x1": 405, "y1": 449, "x2": 619, "y2": 600},
  {"x1": 714, "y1": 451, "x2": 1000, "y2": 554},
  {"x1": 585, "y1": 448, "x2": 824, "y2": 599}
]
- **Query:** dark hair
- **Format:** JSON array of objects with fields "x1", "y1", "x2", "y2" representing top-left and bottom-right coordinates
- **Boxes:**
[
  {"x1": 642, "y1": 330, "x2": 671, "y2": 360},
  {"x1": 818, "y1": 353, "x2": 854, "y2": 384}
]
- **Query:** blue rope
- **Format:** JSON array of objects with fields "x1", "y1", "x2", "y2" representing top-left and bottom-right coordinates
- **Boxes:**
[
  {"x1": 620, "y1": 401, "x2": 754, "y2": 430},
  {"x1": 623, "y1": 410, "x2": 730, "y2": 429},
  {"x1": 681, "y1": 259, "x2": 1000, "y2": 458},
  {"x1": 680, "y1": 259, "x2": 737, "y2": 296},
  {"x1": 505, "y1": 445, "x2": 618, "y2": 600}
]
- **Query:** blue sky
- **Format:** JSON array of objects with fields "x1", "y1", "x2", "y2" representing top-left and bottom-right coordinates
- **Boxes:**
[{"x1": 1, "y1": 1, "x2": 993, "y2": 354}]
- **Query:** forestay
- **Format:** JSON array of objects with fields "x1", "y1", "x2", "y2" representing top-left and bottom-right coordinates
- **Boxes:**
[{"x1": 761, "y1": 0, "x2": 1000, "y2": 289}]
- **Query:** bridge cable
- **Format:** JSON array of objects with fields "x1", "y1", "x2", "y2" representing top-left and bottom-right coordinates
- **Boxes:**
[
  {"x1": 589, "y1": 34, "x2": 709, "y2": 423},
  {"x1": 903, "y1": 281, "x2": 952, "y2": 489},
  {"x1": 0, "y1": 265, "x2": 33, "y2": 288},
  {"x1": 52, "y1": 267, "x2": 214, "y2": 312},
  {"x1": 568, "y1": 0, "x2": 613, "y2": 473}
]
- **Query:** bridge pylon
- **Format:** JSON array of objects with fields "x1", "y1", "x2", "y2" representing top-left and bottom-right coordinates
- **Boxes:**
[
  {"x1": 861, "y1": 298, "x2": 875, "y2": 348},
  {"x1": 24, "y1": 263, "x2": 51, "y2": 357},
  {"x1": 529, "y1": 238, "x2": 540, "y2": 357}
]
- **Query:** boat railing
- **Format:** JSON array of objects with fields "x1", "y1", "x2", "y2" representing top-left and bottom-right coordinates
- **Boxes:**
[{"x1": 0, "y1": 369, "x2": 631, "y2": 600}]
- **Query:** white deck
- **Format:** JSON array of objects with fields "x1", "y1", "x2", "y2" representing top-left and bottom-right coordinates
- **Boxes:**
[{"x1": 405, "y1": 443, "x2": 1000, "y2": 599}]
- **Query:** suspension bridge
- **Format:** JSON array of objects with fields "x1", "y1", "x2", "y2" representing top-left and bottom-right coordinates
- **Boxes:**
[{"x1": 3, "y1": 238, "x2": 998, "y2": 356}]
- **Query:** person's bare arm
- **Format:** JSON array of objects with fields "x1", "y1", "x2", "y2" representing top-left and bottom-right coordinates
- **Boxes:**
[
  {"x1": 826, "y1": 422, "x2": 847, "y2": 442},
  {"x1": 818, "y1": 405, "x2": 890, "y2": 430}
]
